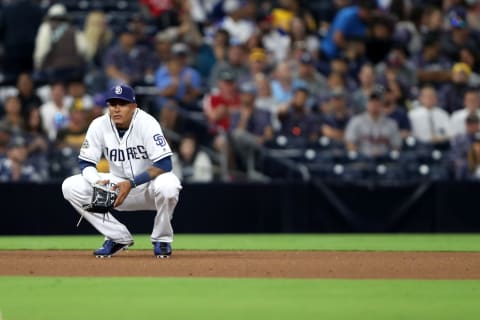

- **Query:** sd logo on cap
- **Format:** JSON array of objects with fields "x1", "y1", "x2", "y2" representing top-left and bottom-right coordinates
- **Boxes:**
[{"x1": 105, "y1": 84, "x2": 136, "y2": 103}]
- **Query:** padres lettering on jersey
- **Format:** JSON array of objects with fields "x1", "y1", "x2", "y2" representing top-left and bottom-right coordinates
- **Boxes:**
[
  {"x1": 106, "y1": 146, "x2": 149, "y2": 161},
  {"x1": 79, "y1": 109, "x2": 172, "y2": 179}
]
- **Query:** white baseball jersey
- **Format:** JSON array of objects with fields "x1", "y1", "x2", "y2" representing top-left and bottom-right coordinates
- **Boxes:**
[{"x1": 79, "y1": 108, "x2": 172, "y2": 179}]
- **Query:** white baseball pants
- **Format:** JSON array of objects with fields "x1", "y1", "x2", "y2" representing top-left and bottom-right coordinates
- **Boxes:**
[{"x1": 62, "y1": 172, "x2": 182, "y2": 244}]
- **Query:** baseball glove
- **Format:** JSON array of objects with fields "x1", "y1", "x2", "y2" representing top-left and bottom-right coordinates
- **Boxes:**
[{"x1": 82, "y1": 183, "x2": 119, "y2": 213}]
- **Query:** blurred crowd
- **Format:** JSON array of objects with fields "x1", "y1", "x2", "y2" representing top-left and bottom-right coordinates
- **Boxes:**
[{"x1": 1, "y1": 0, "x2": 480, "y2": 184}]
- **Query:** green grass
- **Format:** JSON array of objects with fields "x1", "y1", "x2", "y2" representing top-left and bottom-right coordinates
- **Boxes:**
[
  {"x1": 1, "y1": 234, "x2": 480, "y2": 251},
  {"x1": 1, "y1": 235, "x2": 479, "y2": 319},
  {"x1": 0, "y1": 277, "x2": 479, "y2": 320}
]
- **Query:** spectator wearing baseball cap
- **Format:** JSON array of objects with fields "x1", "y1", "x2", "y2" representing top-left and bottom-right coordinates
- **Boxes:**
[
  {"x1": 171, "y1": 42, "x2": 189, "y2": 56},
  {"x1": 155, "y1": 42, "x2": 202, "y2": 109},
  {"x1": 218, "y1": 68, "x2": 237, "y2": 82},
  {"x1": 451, "y1": 112, "x2": 480, "y2": 179},
  {"x1": 208, "y1": 40, "x2": 249, "y2": 88},
  {"x1": 270, "y1": 0, "x2": 316, "y2": 34},
  {"x1": 33, "y1": 3, "x2": 88, "y2": 83},
  {"x1": 215, "y1": 0, "x2": 256, "y2": 45},
  {"x1": 254, "y1": 73, "x2": 280, "y2": 131},
  {"x1": 202, "y1": 65, "x2": 242, "y2": 180},
  {"x1": 229, "y1": 81, "x2": 273, "y2": 179},
  {"x1": 153, "y1": 29, "x2": 175, "y2": 66},
  {"x1": 294, "y1": 52, "x2": 327, "y2": 99},
  {"x1": 203, "y1": 66, "x2": 241, "y2": 134},
  {"x1": 452, "y1": 62, "x2": 472, "y2": 77},
  {"x1": 240, "y1": 48, "x2": 268, "y2": 84},
  {"x1": 345, "y1": 86, "x2": 402, "y2": 158},
  {"x1": 440, "y1": 6, "x2": 480, "y2": 62},
  {"x1": 375, "y1": 44, "x2": 417, "y2": 98},
  {"x1": 154, "y1": 42, "x2": 203, "y2": 131},
  {"x1": 6, "y1": 135, "x2": 27, "y2": 149},
  {"x1": 350, "y1": 63, "x2": 377, "y2": 115},
  {"x1": 438, "y1": 62, "x2": 472, "y2": 113},
  {"x1": 103, "y1": 24, "x2": 156, "y2": 87},
  {"x1": 249, "y1": 48, "x2": 267, "y2": 66},
  {"x1": 457, "y1": 46, "x2": 480, "y2": 87},
  {"x1": 321, "y1": 88, "x2": 351, "y2": 143},
  {"x1": 271, "y1": 61, "x2": 296, "y2": 106},
  {"x1": 278, "y1": 80, "x2": 320, "y2": 144},
  {"x1": 258, "y1": 11, "x2": 290, "y2": 64},
  {"x1": 0, "y1": 135, "x2": 45, "y2": 182},
  {"x1": 414, "y1": 32, "x2": 452, "y2": 87}
]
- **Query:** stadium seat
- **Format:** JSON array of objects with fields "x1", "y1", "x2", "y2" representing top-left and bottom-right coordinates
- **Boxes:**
[
  {"x1": 70, "y1": 11, "x2": 88, "y2": 27},
  {"x1": 63, "y1": 0, "x2": 90, "y2": 11}
]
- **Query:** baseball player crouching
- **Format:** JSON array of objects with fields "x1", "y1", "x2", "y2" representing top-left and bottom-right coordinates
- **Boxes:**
[{"x1": 62, "y1": 84, "x2": 182, "y2": 258}]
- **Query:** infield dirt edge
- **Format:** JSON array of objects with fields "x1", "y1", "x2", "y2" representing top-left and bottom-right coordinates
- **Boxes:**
[{"x1": 1, "y1": 250, "x2": 479, "y2": 279}]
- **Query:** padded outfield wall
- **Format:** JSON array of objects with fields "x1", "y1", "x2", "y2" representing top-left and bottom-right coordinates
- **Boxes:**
[{"x1": 0, "y1": 181, "x2": 479, "y2": 234}]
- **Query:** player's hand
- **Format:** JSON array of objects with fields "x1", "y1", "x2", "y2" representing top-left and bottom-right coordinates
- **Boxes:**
[
  {"x1": 96, "y1": 179, "x2": 110, "y2": 186},
  {"x1": 112, "y1": 180, "x2": 132, "y2": 208}
]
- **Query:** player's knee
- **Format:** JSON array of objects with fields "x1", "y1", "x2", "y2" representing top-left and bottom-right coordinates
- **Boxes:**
[
  {"x1": 153, "y1": 173, "x2": 181, "y2": 199},
  {"x1": 156, "y1": 183, "x2": 180, "y2": 199},
  {"x1": 62, "y1": 175, "x2": 86, "y2": 200},
  {"x1": 61, "y1": 176, "x2": 74, "y2": 200}
]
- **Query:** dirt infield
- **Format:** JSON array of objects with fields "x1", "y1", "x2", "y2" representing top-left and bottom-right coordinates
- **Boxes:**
[{"x1": 1, "y1": 250, "x2": 480, "y2": 279}]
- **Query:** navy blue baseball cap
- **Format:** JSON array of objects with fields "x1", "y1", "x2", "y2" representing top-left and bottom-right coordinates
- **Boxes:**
[
  {"x1": 449, "y1": 6, "x2": 468, "y2": 28},
  {"x1": 105, "y1": 84, "x2": 136, "y2": 103},
  {"x1": 218, "y1": 68, "x2": 237, "y2": 81}
]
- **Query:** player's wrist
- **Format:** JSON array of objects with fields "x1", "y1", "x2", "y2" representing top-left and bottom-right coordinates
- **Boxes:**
[
  {"x1": 131, "y1": 171, "x2": 151, "y2": 188},
  {"x1": 129, "y1": 179, "x2": 136, "y2": 188}
]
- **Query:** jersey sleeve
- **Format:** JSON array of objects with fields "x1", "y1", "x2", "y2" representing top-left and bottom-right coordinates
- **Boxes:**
[
  {"x1": 143, "y1": 115, "x2": 172, "y2": 162},
  {"x1": 79, "y1": 119, "x2": 104, "y2": 164}
]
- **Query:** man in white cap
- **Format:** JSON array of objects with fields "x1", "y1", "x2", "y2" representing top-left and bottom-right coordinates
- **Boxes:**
[
  {"x1": 33, "y1": 3, "x2": 88, "y2": 82},
  {"x1": 216, "y1": 0, "x2": 256, "y2": 44}
]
